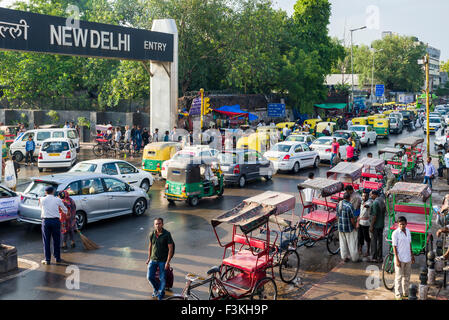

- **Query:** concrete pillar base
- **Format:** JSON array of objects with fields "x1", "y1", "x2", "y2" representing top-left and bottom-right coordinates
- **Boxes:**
[{"x1": 0, "y1": 244, "x2": 18, "y2": 273}]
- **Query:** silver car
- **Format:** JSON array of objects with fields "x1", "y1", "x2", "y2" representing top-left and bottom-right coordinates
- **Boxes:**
[{"x1": 18, "y1": 172, "x2": 150, "y2": 230}]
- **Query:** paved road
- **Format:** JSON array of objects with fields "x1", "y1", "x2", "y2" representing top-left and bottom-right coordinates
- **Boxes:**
[{"x1": 0, "y1": 129, "x2": 439, "y2": 299}]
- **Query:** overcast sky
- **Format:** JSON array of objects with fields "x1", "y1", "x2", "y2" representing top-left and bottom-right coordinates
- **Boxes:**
[{"x1": 1, "y1": 0, "x2": 448, "y2": 61}]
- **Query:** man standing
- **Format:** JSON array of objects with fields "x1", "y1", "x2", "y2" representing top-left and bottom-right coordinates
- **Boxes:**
[
  {"x1": 153, "y1": 128, "x2": 159, "y2": 142},
  {"x1": 25, "y1": 135, "x2": 35, "y2": 166},
  {"x1": 370, "y1": 190, "x2": 385, "y2": 263},
  {"x1": 392, "y1": 216, "x2": 414, "y2": 300},
  {"x1": 146, "y1": 218, "x2": 174, "y2": 300},
  {"x1": 142, "y1": 128, "x2": 150, "y2": 146},
  {"x1": 39, "y1": 186, "x2": 67, "y2": 265},
  {"x1": 345, "y1": 185, "x2": 362, "y2": 218},
  {"x1": 423, "y1": 156, "x2": 436, "y2": 189},
  {"x1": 337, "y1": 192, "x2": 359, "y2": 262},
  {"x1": 330, "y1": 138, "x2": 339, "y2": 168},
  {"x1": 282, "y1": 124, "x2": 291, "y2": 140},
  {"x1": 114, "y1": 127, "x2": 122, "y2": 149}
]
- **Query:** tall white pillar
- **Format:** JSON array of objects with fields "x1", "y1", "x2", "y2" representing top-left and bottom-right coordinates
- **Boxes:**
[{"x1": 150, "y1": 19, "x2": 178, "y2": 136}]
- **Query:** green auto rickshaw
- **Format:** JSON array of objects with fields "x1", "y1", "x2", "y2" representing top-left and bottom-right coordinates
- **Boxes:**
[{"x1": 164, "y1": 156, "x2": 224, "y2": 206}]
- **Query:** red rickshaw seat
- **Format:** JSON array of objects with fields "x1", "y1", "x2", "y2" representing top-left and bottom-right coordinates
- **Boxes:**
[
  {"x1": 311, "y1": 199, "x2": 337, "y2": 209},
  {"x1": 222, "y1": 250, "x2": 269, "y2": 273},
  {"x1": 302, "y1": 210, "x2": 337, "y2": 224},
  {"x1": 361, "y1": 181, "x2": 383, "y2": 190},
  {"x1": 391, "y1": 168, "x2": 400, "y2": 175},
  {"x1": 390, "y1": 222, "x2": 426, "y2": 234}
]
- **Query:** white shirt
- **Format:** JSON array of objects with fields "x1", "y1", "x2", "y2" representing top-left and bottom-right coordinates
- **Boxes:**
[
  {"x1": 392, "y1": 227, "x2": 412, "y2": 263},
  {"x1": 359, "y1": 199, "x2": 372, "y2": 226},
  {"x1": 39, "y1": 195, "x2": 67, "y2": 219},
  {"x1": 114, "y1": 130, "x2": 122, "y2": 142},
  {"x1": 283, "y1": 127, "x2": 291, "y2": 137},
  {"x1": 302, "y1": 188, "x2": 315, "y2": 203}
]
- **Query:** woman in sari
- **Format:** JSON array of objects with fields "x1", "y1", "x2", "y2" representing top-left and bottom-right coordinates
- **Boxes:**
[{"x1": 59, "y1": 191, "x2": 77, "y2": 249}]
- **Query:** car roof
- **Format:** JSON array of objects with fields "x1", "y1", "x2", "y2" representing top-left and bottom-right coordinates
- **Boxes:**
[
  {"x1": 275, "y1": 141, "x2": 304, "y2": 146},
  {"x1": 334, "y1": 130, "x2": 352, "y2": 134},
  {"x1": 30, "y1": 172, "x2": 111, "y2": 184},
  {"x1": 75, "y1": 159, "x2": 132, "y2": 165},
  {"x1": 42, "y1": 138, "x2": 72, "y2": 143},
  {"x1": 222, "y1": 149, "x2": 256, "y2": 154}
]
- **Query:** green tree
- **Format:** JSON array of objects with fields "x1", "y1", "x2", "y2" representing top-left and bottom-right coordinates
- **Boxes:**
[{"x1": 441, "y1": 60, "x2": 449, "y2": 74}]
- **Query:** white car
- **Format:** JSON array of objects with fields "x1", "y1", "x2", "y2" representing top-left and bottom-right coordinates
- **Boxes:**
[
  {"x1": 423, "y1": 117, "x2": 443, "y2": 134},
  {"x1": 349, "y1": 125, "x2": 377, "y2": 145},
  {"x1": 161, "y1": 145, "x2": 220, "y2": 179},
  {"x1": 310, "y1": 137, "x2": 348, "y2": 163},
  {"x1": 38, "y1": 138, "x2": 77, "y2": 172},
  {"x1": 264, "y1": 141, "x2": 319, "y2": 173},
  {"x1": 69, "y1": 159, "x2": 154, "y2": 192}
]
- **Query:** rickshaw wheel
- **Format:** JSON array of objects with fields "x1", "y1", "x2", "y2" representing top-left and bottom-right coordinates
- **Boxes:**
[
  {"x1": 165, "y1": 295, "x2": 186, "y2": 300},
  {"x1": 250, "y1": 277, "x2": 277, "y2": 300},
  {"x1": 188, "y1": 196, "x2": 199, "y2": 207},
  {"x1": 279, "y1": 249, "x2": 300, "y2": 284},
  {"x1": 382, "y1": 253, "x2": 395, "y2": 291},
  {"x1": 326, "y1": 227, "x2": 340, "y2": 255}
]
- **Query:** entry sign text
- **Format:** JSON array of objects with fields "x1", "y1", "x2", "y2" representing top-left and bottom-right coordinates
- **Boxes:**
[
  {"x1": 0, "y1": 7, "x2": 173, "y2": 62},
  {"x1": 189, "y1": 97, "x2": 202, "y2": 116},
  {"x1": 267, "y1": 103, "x2": 285, "y2": 117},
  {"x1": 375, "y1": 84, "x2": 385, "y2": 97}
]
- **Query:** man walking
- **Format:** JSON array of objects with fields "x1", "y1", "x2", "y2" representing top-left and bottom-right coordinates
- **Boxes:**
[
  {"x1": 39, "y1": 186, "x2": 67, "y2": 265},
  {"x1": 392, "y1": 216, "x2": 414, "y2": 300},
  {"x1": 146, "y1": 217, "x2": 174, "y2": 300},
  {"x1": 153, "y1": 128, "x2": 159, "y2": 142},
  {"x1": 337, "y1": 192, "x2": 359, "y2": 262},
  {"x1": 370, "y1": 190, "x2": 385, "y2": 263},
  {"x1": 25, "y1": 135, "x2": 36, "y2": 166},
  {"x1": 330, "y1": 138, "x2": 339, "y2": 168},
  {"x1": 423, "y1": 157, "x2": 436, "y2": 189}
]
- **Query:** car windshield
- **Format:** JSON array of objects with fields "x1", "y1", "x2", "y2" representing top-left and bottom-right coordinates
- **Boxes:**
[
  {"x1": 351, "y1": 126, "x2": 365, "y2": 132},
  {"x1": 390, "y1": 118, "x2": 397, "y2": 123},
  {"x1": 333, "y1": 132, "x2": 349, "y2": 139},
  {"x1": 430, "y1": 118, "x2": 441, "y2": 124},
  {"x1": 271, "y1": 144, "x2": 292, "y2": 152},
  {"x1": 70, "y1": 163, "x2": 97, "y2": 172},
  {"x1": 286, "y1": 135, "x2": 305, "y2": 142},
  {"x1": 315, "y1": 138, "x2": 333, "y2": 145},
  {"x1": 218, "y1": 153, "x2": 238, "y2": 164},
  {"x1": 173, "y1": 151, "x2": 196, "y2": 160},
  {"x1": 41, "y1": 141, "x2": 69, "y2": 153},
  {"x1": 25, "y1": 181, "x2": 59, "y2": 197}
]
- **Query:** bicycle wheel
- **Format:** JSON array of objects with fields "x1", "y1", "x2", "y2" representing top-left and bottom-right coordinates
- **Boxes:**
[
  {"x1": 300, "y1": 222, "x2": 315, "y2": 248},
  {"x1": 279, "y1": 249, "x2": 300, "y2": 284},
  {"x1": 250, "y1": 277, "x2": 277, "y2": 300},
  {"x1": 92, "y1": 145, "x2": 104, "y2": 157},
  {"x1": 326, "y1": 226, "x2": 340, "y2": 255},
  {"x1": 382, "y1": 253, "x2": 395, "y2": 291},
  {"x1": 165, "y1": 295, "x2": 186, "y2": 300}
]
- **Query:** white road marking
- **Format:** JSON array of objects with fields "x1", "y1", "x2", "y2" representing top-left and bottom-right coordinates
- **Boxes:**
[{"x1": 0, "y1": 258, "x2": 39, "y2": 283}]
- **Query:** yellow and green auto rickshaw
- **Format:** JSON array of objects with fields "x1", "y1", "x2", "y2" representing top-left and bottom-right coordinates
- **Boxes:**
[
  {"x1": 367, "y1": 115, "x2": 380, "y2": 127},
  {"x1": 373, "y1": 118, "x2": 390, "y2": 138},
  {"x1": 237, "y1": 132, "x2": 272, "y2": 153},
  {"x1": 352, "y1": 117, "x2": 368, "y2": 126},
  {"x1": 164, "y1": 157, "x2": 224, "y2": 206},
  {"x1": 315, "y1": 122, "x2": 336, "y2": 137},
  {"x1": 276, "y1": 122, "x2": 295, "y2": 130},
  {"x1": 142, "y1": 142, "x2": 182, "y2": 174}
]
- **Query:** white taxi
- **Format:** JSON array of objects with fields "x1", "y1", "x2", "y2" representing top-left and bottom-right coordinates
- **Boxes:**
[
  {"x1": 263, "y1": 141, "x2": 319, "y2": 173},
  {"x1": 38, "y1": 138, "x2": 77, "y2": 172}
]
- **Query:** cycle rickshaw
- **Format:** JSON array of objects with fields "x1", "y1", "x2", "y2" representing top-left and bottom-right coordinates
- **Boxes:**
[
  {"x1": 356, "y1": 157, "x2": 385, "y2": 193},
  {"x1": 394, "y1": 137, "x2": 425, "y2": 178},
  {"x1": 378, "y1": 147, "x2": 409, "y2": 179},
  {"x1": 326, "y1": 162, "x2": 363, "y2": 202},
  {"x1": 381, "y1": 182, "x2": 433, "y2": 290},
  {"x1": 297, "y1": 177, "x2": 345, "y2": 254}
]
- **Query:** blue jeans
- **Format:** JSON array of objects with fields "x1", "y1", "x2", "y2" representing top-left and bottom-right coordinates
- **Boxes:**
[
  {"x1": 41, "y1": 218, "x2": 61, "y2": 262},
  {"x1": 330, "y1": 153, "x2": 336, "y2": 167},
  {"x1": 147, "y1": 260, "x2": 166, "y2": 298},
  {"x1": 423, "y1": 176, "x2": 433, "y2": 189}
]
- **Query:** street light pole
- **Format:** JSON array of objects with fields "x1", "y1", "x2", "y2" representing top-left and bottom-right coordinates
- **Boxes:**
[
  {"x1": 371, "y1": 48, "x2": 383, "y2": 103},
  {"x1": 425, "y1": 54, "x2": 430, "y2": 157},
  {"x1": 350, "y1": 26, "x2": 367, "y2": 112}
]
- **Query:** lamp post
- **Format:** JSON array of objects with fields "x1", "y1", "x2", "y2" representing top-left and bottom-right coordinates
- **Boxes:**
[
  {"x1": 371, "y1": 48, "x2": 383, "y2": 103},
  {"x1": 350, "y1": 26, "x2": 367, "y2": 112},
  {"x1": 418, "y1": 54, "x2": 431, "y2": 157}
]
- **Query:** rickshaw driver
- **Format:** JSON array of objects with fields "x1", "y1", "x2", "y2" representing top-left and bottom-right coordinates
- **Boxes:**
[{"x1": 436, "y1": 225, "x2": 449, "y2": 260}]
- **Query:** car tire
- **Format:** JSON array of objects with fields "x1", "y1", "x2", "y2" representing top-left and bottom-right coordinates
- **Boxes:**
[
  {"x1": 38, "y1": 168, "x2": 43, "y2": 172},
  {"x1": 13, "y1": 151, "x2": 24, "y2": 162},
  {"x1": 374, "y1": 138, "x2": 377, "y2": 145},
  {"x1": 75, "y1": 211, "x2": 87, "y2": 230},
  {"x1": 292, "y1": 162, "x2": 300, "y2": 174},
  {"x1": 188, "y1": 196, "x2": 199, "y2": 207},
  {"x1": 313, "y1": 157, "x2": 320, "y2": 168},
  {"x1": 132, "y1": 198, "x2": 147, "y2": 216},
  {"x1": 238, "y1": 175, "x2": 246, "y2": 188},
  {"x1": 140, "y1": 179, "x2": 150, "y2": 193}
]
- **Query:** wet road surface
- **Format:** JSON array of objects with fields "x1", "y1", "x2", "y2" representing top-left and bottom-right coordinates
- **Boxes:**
[{"x1": 0, "y1": 128, "x2": 440, "y2": 299}]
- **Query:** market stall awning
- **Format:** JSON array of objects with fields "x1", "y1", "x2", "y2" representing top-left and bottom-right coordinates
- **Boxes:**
[
  {"x1": 213, "y1": 105, "x2": 258, "y2": 121},
  {"x1": 314, "y1": 103, "x2": 347, "y2": 110}
]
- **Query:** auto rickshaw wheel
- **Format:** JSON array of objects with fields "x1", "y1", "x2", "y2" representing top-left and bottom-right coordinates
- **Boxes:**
[{"x1": 188, "y1": 196, "x2": 199, "y2": 207}]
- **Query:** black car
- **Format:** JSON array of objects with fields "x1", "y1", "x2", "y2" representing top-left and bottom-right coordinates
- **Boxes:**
[{"x1": 218, "y1": 149, "x2": 274, "y2": 188}]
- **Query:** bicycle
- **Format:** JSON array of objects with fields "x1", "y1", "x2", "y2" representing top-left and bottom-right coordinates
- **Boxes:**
[{"x1": 92, "y1": 139, "x2": 116, "y2": 157}]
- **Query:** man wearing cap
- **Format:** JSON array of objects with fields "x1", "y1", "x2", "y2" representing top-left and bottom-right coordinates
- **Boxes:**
[{"x1": 39, "y1": 186, "x2": 67, "y2": 265}]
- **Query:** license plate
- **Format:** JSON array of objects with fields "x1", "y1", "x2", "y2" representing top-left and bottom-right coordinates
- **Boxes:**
[
  {"x1": 221, "y1": 166, "x2": 229, "y2": 171},
  {"x1": 26, "y1": 198, "x2": 39, "y2": 206},
  {"x1": 269, "y1": 157, "x2": 278, "y2": 161},
  {"x1": 49, "y1": 153, "x2": 60, "y2": 156}
]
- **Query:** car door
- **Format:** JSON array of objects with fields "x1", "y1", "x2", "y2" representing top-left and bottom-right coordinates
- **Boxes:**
[
  {"x1": 35, "y1": 131, "x2": 51, "y2": 155},
  {"x1": 116, "y1": 162, "x2": 140, "y2": 186},
  {"x1": 243, "y1": 150, "x2": 258, "y2": 180},
  {"x1": 256, "y1": 151, "x2": 271, "y2": 177},
  {"x1": 301, "y1": 143, "x2": 315, "y2": 167},
  {"x1": 102, "y1": 162, "x2": 120, "y2": 178},
  {"x1": 79, "y1": 178, "x2": 111, "y2": 219},
  {"x1": 307, "y1": 135, "x2": 316, "y2": 146},
  {"x1": 293, "y1": 144, "x2": 305, "y2": 167},
  {"x1": 103, "y1": 177, "x2": 134, "y2": 214},
  {"x1": 368, "y1": 126, "x2": 376, "y2": 140}
]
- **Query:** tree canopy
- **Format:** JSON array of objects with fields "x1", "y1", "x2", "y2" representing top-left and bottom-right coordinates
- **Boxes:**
[{"x1": 0, "y1": 0, "x2": 343, "y2": 113}]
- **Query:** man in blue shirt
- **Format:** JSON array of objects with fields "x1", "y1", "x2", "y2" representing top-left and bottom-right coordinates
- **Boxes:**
[
  {"x1": 337, "y1": 192, "x2": 359, "y2": 262},
  {"x1": 423, "y1": 157, "x2": 436, "y2": 189},
  {"x1": 25, "y1": 135, "x2": 36, "y2": 166}
]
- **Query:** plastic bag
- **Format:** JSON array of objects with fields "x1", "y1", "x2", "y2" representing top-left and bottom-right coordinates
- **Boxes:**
[{"x1": 4, "y1": 160, "x2": 16, "y2": 189}]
